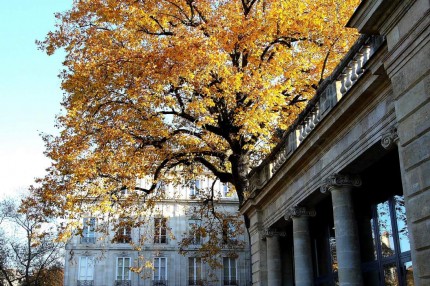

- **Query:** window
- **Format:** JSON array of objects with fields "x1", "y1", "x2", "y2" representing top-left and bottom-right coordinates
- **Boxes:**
[
  {"x1": 188, "y1": 220, "x2": 202, "y2": 245},
  {"x1": 120, "y1": 188, "x2": 128, "y2": 196},
  {"x1": 153, "y1": 257, "x2": 167, "y2": 285},
  {"x1": 222, "y1": 219, "x2": 237, "y2": 244},
  {"x1": 188, "y1": 257, "x2": 202, "y2": 285},
  {"x1": 154, "y1": 218, "x2": 167, "y2": 244},
  {"x1": 221, "y1": 183, "x2": 230, "y2": 198},
  {"x1": 223, "y1": 257, "x2": 237, "y2": 286},
  {"x1": 81, "y1": 218, "x2": 95, "y2": 243},
  {"x1": 156, "y1": 181, "x2": 166, "y2": 192},
  {"x1": 138, "y1": 178, "x2": 151, "y2": 189},
  {"x1": 189, "y1": 180, "x2": 200, "y2": 198},
  {"x1": 116, "y1": 257, "x2": 131, "y2": 281},
  {"x1": 114, "y1": 225, "x2": 132, "y2": 243},
  {"x1": 359, "y1": 195, "x2": 413, "y2": 286},
  {"x1": 78, "y1": 256, "x2": 94, "y2": 285}
]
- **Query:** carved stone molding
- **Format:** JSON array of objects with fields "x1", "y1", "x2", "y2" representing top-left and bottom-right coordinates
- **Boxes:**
[
  {"x1": 68, "y1": 249, "x2": 75, "y2": 262},
  {"x1": 284, "y1": 206, "x2": 316, "y2": 221},
  {"x1": 261, "y1": 228, "x2": 287, "y2": 240},
  {"x1": 249, "y1": 222, "x2": 263, "y2": 236},
  {"x1": 320, "y1": 173, "x2": 362, "y2": 193},
  {"x1": 381, "y1": 126, "x2": 399, "y2": 150}
]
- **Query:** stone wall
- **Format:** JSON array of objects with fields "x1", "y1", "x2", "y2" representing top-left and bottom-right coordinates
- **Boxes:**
[{"x1": 241, "y1": 0, "x2": 430, "y2": 285}]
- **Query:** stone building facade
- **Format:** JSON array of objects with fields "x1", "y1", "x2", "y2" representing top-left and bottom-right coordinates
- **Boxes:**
[
  {"x1": 63, "y1": 179, "x2": 251, "y2": 286},
  {"x1": 240, "y1": 0, "x2": 430, "y2": 285}
]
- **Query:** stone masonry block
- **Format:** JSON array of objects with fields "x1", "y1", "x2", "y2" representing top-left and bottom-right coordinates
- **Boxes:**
[
  {"x1": 394, "y1": 0, "x2": 430, "y2": 44},
  {"x1": 409, "y1": 218, "x2": 430, "y2": 250},
  {"x1": 406, "y1": 190, "x2": 430, "y2": 223},
  {"x1": 391, "y1": 40, "x2": 430, "y2": 98},
  {"x1": 398, "y1": 99, "x2": 430, "y2": 145},
  {"x1": 403, "y1": 158, "x2": 430, "y2": 197},
  {"x1": 401, "y1": 131, "x2": 430, "y2": 171},
  {"x1": 250, "y1": 213, "x2": 259, "y2": 225},
  {"x1": 415, "y1": 247, "x2": 430, "y2": 279},
  {"x1": 394, "y1": 73, "x2": 430, "y2": 123}
]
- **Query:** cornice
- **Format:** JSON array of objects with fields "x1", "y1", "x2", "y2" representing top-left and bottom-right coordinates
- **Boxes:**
[{"x1": 347, "y1": 0, "x2": 406, "y2": 35}]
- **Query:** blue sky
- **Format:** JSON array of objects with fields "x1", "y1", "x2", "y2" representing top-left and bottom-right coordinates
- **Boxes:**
[{"x1": 0, "y1": 1, "x2": 72, "y2": 198}]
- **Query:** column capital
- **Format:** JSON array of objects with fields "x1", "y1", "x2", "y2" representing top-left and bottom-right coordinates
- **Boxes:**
[
  {"x1": 261, "y1": 228, "x2": 287, "y2": 239},
  {"x1": 284, "y1": 206, "x2": 316, "y2": 221},
  {"x1": 381, "y1": 126, "x2": 399, "y2": 150},
  {"x1": 320, "y1": 173, "x2": 362, "y2": 193}
]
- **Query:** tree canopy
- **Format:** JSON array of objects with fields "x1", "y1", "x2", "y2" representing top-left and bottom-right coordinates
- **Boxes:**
[{"x1": 31, "y1": 0, "x2": 359, "y2": 242}]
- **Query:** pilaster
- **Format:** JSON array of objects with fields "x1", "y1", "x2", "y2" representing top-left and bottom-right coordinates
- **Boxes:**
[
  {"x1": 376, "y1": 1, "x2": 430, "y2": 283},
  {"x1": 249, "y1": 211, "x2": 268, "y2": 286}
]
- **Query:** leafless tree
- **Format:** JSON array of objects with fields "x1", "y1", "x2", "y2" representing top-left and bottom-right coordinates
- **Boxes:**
[{"x1": 0, "y1": 198, "x2": 64, "y2": 286}]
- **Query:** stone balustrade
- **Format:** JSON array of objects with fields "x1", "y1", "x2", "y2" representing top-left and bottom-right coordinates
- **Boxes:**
[
  {"x1": 77, "y1": 280, "x2": 94, "y2": 286},
  {"x1": 247, "y1": 35, "x2": 384, "y2": 196}
]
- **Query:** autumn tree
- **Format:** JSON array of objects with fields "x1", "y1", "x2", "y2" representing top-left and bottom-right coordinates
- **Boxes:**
[
  {"x1": 31, "y1": 0, "x2": 359, "y2": 267},
  {"x1": 0, "y1": 198, "x2": 64, "y2": 286},
  {"x1": 28, "y1": 265, "x2": 64, "y2": 286}
]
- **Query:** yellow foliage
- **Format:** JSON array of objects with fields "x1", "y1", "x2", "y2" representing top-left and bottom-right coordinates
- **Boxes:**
[{"x1": 34, "y1": 0, "x2": 359, "y2": 241}]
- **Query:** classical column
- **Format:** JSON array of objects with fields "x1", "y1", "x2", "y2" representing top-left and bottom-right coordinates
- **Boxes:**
[
  {"x1": 264, "y1": 228, "x2": 283, "y2": 286},
  {"x1": 321, "y1": 174, "x2": 363, "y2": 286},
  {"x1": 285, "y1": 207, "x2": 316, "y2": 286}
]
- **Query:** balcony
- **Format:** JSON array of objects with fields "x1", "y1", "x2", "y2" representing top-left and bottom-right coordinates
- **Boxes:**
[
  {"x1": 152, "y1": 280, "x2": 168, "y2": 286},
  {"x1": 77, "y1": 280, "x2": 94, "y2": 286},
  {"x1": 223, "y1": 280, "x2": 239, "y2": 286},
  {"x1": 153, "y1": 236, "x2": 167, "y2": 244},
  {"x1": 113, "y1": 236, "x2": 132, "y2": 244},
  {"x1": 188, "y1": 279, "x2": 204, "y2": 286},
  {"x1": 115, "y1": 280, "x2": 131, "y2": 286},
  {"x1": 80, "y1": 237, "x2": 96, "y2": 244},
  {"x1": 189, "y1": 236, "x2": 201, "y2": 246}
]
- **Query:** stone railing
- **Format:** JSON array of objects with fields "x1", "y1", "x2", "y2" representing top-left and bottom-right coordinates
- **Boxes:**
[
  {"x1": 223, "y1": 280, "x2": 239, "y2": 286},
  {"x1": 80, "y1": 236, "x2": 96, "y2": 244},
  {"x1": 247, "y1": 35, "x2": 384, "y2": 195},
  {"x1": 77, "y1": 280, "x2": 94, "y2": 286},
  {"x1": 115, "y1": 280, "x2": 131, "y2": 286},
  {"x1": 152, "y1": 280, "x2": 168, "y2": 286},
  {"x1": 188, "y1": 279, "x2": 205, "y2": 286}
]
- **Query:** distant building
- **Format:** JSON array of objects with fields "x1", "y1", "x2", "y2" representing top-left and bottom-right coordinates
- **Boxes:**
[
  {"x1": 63, "y1": 178, "x2": 251, "y2": 286},
  {"x1": 241, "y1": 0, "x2": 430, "y2": 285}
]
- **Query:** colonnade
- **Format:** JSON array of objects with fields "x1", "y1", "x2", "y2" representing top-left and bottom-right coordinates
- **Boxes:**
[{"x1": 263, "y1": 173, "x2": 363, "y2": 286}]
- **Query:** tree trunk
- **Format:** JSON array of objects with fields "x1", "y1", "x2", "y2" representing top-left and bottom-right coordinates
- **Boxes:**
[{"x1": 230, "y1": 153, "x2": 250, "y2": 205}]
